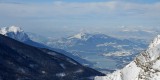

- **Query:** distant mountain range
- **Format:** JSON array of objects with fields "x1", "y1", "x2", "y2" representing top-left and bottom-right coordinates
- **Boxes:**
[
  {"x1": 47, "y1": 32, "x2": 146, "y2": 54},
  {"x1": 1, "y1": 26, "x2": 159, "y2": 80},
  {"x1": 45, "y1": 32, "x2": 147, "y2": 70},
  {"x1": 0, "y1": 26, "x2": 93, "y2": 69},
  {"x1": 95, "y1": 35, "x2": 160, "y2": 80},
  {"x1": 0, "y1": 26, "x2": 148, "y2": 73},
  {"x1": 0, "y1": 32, "x2": 104, "y2": 80}
]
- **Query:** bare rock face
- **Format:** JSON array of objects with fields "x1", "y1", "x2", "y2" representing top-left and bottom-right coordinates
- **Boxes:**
[{"x1": 95, "y1": 35, "x2": 160, "y2": 80}]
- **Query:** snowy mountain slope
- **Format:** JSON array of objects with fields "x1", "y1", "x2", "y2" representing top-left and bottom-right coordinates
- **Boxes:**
[
  {"x1": 0, "y1": 26, "x2": 93, "y2": 67},
  {"x1": 0, "y1": 26, "x2": 148, "y2": 73},
  {"x1": 95, "y1": 35, "x2": 160, "y2": 80},
  {"x1": 2, "y1": 26, "x2": 147, "y2": 72},
  {"x1": 0, "y1": 34, "x2": 104, "y2": 80}
]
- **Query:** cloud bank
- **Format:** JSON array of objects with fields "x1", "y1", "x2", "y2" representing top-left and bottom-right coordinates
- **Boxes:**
[
  {"x1": 0, "y1": 1, "x2": 160, "y2": 37},
  {"x1": 0, "y1": 1, "x2": 160, "y2": 18}
]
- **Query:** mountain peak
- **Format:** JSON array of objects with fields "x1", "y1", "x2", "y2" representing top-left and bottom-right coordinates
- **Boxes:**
[
  {"x1": 68, "y1": 32, "x2": 111, "y2": 41},
  {"x1": 0, "y1": 26, "x2": 23, "y2": 35},
  {"x1": 7, "y1": 26, "x2": 23, "y2": 33},
  {"x1": 68, "y1": 32, "x2": 91, "y2": 40},
  {"x1": 0, "y1": 26, "x2": 29, "y2": 42},
  {"x1": 74, "y1": 32, "x2": 88, "y2": 39}
]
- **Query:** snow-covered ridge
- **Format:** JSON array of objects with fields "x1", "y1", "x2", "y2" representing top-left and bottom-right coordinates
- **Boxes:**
[
  {"x1": 68, "y1": 32, "x2": 111, "y2": 41},
  {"x1": 95, "y1": 35, "x2": 160, "y2": 80},
  {"x1": 68, "y1": 32, "x2": 91, "y2": 40},
  {"x1": 0, "y1": 26, "x2": 29, "y2": 42},
  {"x1": 149, "y1": 35, "x2": 160, "y2": 48}
]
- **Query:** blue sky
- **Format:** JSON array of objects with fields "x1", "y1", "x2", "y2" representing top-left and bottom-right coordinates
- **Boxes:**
[
  {"x1": 0, "y1": 0, "x2": 159, "y2": 4},
  {"x1": 0, "y1": 0, "x2": 160, "y2": 37},
  {"x1": 1, "y1": 0, "x2": 159, "y2": 3}
]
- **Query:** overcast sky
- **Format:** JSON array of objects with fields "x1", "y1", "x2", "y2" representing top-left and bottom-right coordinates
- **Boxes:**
[{"x1": 0, "y1": 0, "x2": 160, "y2": 37}]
